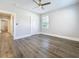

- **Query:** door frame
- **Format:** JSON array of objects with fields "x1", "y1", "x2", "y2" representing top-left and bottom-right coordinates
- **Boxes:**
[{"x1": 0, "y1": 10, "x2": 16, "y2": 37}]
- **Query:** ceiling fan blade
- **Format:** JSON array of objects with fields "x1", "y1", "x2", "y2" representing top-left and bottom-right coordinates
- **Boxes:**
[
  {"x1": 33, "y1": 0, "x2": 39, "y2": 6},
  {"x1": 42, "y1": 2, "x2": 51, "y2": 6},
  {"x1": 39, "y1": 0, "x2": 41, "y2": 2}
]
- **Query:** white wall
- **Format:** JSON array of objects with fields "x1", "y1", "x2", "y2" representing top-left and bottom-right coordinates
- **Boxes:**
[
  {"x1": 0, "y1": 4, "x2": 40, "y2": 39},
  {"x1": 41, "y1": 4, "x2": 79, "y2": 41}
]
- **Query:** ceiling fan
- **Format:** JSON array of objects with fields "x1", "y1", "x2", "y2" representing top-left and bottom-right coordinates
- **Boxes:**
[{"x1": 33, "y1": 0, "x2": 51, "y2": 9}]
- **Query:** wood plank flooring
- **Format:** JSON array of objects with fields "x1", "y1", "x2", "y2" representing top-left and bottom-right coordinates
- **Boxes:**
[
  {"x1": 14, "y1": 34, "x2": 79, "y2": 58},
  {"x1": 0, "y1": 32, "x2": 16, "y2": 58}
]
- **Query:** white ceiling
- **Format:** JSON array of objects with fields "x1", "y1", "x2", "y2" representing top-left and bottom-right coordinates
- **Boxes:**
[{"x1": 0, "y1": 0, "x2": 79, "y2": 14}]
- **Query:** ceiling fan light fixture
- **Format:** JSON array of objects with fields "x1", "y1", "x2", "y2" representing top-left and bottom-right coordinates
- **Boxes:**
[{"x1": 33, "y1": 0, "x2": 51, "y2": 9}]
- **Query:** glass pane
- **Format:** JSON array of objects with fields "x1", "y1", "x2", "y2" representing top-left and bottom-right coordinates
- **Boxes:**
[{"x1": 42, "y1": 16, "x2": 49, "y2": 29}]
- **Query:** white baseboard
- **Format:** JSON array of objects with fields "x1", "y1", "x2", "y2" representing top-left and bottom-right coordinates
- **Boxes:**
[
  {"x1": 14, "y1": 34, "x2": 32, "y2": 40},
  {"x1": 14, "y1": 33, "x2": 40, "y2": 40},
  {"x1": 14, "y1": 32, "x2": 79, "y2": 41},
  {"x1": 40, "y1": 32, "x2": 79, "y2": 42}
]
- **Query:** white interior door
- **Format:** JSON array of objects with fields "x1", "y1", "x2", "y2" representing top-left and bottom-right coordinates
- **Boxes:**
[{"x1": 0, "y1": 18, "x2": 8, "y2": 32}]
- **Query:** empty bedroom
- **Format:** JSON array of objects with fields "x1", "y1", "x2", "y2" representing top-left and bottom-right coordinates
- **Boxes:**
[{"x1": 0, "y1": 0, "x2": 79, "y2": 58}]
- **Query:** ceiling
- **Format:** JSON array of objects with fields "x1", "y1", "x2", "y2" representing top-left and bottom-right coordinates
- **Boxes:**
[{"x1": 0, "y1": 0, "x2": 79, "y2": 14}]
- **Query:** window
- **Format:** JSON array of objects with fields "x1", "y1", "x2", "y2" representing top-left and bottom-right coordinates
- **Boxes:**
[{"x1": 42, "y1": 16, "x2": 49, "y2": 29}]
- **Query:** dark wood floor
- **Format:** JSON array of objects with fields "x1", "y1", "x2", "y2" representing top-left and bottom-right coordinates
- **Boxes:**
[{"x1": 14, "y1": 34, "x2": 79, "y2": 58}]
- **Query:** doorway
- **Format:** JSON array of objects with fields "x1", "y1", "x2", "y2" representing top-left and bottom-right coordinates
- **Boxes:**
[
  {"x1": 0, "y1": 11, "x2": 14, "y2": 35},
  {"x1": 0, "y1": 10, "x2": 16, "y2": 58}
]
